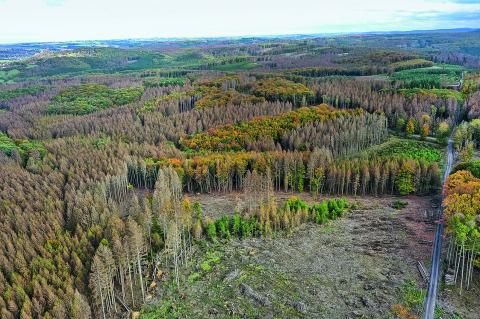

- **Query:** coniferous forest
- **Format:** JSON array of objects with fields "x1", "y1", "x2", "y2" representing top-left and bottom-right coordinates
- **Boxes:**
[{"x1": 1, "y1": 29, "x2": 480, "y2": 319}]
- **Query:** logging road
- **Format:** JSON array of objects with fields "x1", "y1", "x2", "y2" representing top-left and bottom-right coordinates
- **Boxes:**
[{"x1": 423, "y1": 137, "x2": 454, "y2": 319}]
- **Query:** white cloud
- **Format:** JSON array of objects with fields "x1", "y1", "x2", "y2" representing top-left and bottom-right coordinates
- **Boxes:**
[{"x1": 0, "y1": 0, "x2": 479, "y2": 43}]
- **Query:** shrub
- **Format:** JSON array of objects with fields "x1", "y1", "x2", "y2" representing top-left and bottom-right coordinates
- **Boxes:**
[
  {"x1": 391, "y1": 200, "x2": 408, "y2": 209},
  {"x1": 240, "y1": 218, "x2": 255, "y2": 239},
  {"x1": 311, "y1": 201, "x2": 329, "y2": 224},
  {"x1": 216, "y1": 216, "x2": 231, "y2": 240},
  {"x1": 200, "y1": 261, "x2": 212, "y2": 272},
  {"x1": 187, "y1": 272, "x2": 201, "y2": 283},
  {"x1": 206, "y1": 221, "x2": 217, "y2": 242},
  {"x1": 231, "y1": 213, "x2": 242, "y2": 237},
  {"x1": 202, "y1": 198, "x2": 350, "y2": 242}
]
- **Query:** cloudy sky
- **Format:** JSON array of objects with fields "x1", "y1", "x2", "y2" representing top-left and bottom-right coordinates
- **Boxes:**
[{"x1": 0, "y1": 0, "x2": 479, "y2": 43}]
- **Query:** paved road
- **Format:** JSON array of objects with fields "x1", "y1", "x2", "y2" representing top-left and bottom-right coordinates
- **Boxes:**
[{"x1": 423, "y1": 138, "x2": 454, "y2": 319}]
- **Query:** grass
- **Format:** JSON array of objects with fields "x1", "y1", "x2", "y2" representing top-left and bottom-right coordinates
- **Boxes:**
[
  {"x1": 169, "y1": 259, "x2": 297, "y2": 318},
  {"x1": 376, "y1": 139, "x2": 441, "y2": 163},
  {"x1": 390, "y1": 64, "x2": 464, "y2": 88},
  {"x1": 392, "y1": 280, "x2": 426, "y2": 318},
  {"x1": 401, "y1": 280, "x2": 425, "y2": 309},
  {"x1": 391, "y1": 200, "x2": 408, "y2": 210}
]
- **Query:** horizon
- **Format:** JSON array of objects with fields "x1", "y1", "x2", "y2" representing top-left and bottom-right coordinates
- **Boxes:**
[
  {"x1": 1, "y1": 0, "x2": 480, "y2": 44},
  {"x1": 1, "y1": 27, "x2": 479, "y2": 46}
]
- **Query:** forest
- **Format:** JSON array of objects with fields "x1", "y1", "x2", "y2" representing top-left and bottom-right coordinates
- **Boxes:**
[{"x1": 0, "y1": 29, "x2": 479, "y2": 319}]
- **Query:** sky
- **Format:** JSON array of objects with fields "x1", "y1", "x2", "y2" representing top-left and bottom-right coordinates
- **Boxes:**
[{"x1": 0, "y1": 0, "x2": 480, "y2": 44}]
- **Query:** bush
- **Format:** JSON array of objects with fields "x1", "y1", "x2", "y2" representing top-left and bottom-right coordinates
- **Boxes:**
[
  {"x1": 231, "y1": 213, "x2": 242, "y2": 237},
  {"x1": 215, "y1": 216, "x2": 231, "y2": 240},
  {"x1": 311, "y1": 201, "x2": 329, "y2": 224},
  {"x1": 241, "y1": 218, "x2": 256, "y2": 239},
  {"x1": 200, "y1": 261, "x2": 212, "y2": 272},
  {"x1": 206, "y1": 222, "x2": 217, "y2": 242},
  {"x1": 436, "y1": 121, "x2": 450, "y2": 145},
  {"x1": 391, "y1": 200, "x2": 408, "y2": 209},
  {"x1": 187, "y1": 272, "x2": 201, "y2": 283}
]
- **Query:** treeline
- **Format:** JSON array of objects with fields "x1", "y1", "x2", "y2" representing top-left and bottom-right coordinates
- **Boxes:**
[
  {"x1": 443, "y1": 170, "x2": 480, "y2": 292},
  {"x1": 467, "y1": 91, "x2": 480, "y2": 120},
  {"x1": 146, "y1": 76, "x2": 315, "y2": 110},
  {"x1": 0, "y1": 85, "x2": 46, "y2": 103},
  {"x1": 205, "y1": 196, "x2": 349, "y2": 242},
  {"x1": 181, "y1": 104, "x2": 388, "y2": 154},
  {"x1": 194, "y1": 86, "x2": 265, "y2": 109},
  {"x1": 143, "y1": 78, "x2": 186, "y2": 88},
  {"x1": 292, "y1": 66, "x2": 386, "y2": 77},
  {"x1": 312, "y1": 77, "x2": 460, "y2": 129},
  {"x1": 128, "y1": 150, "x2": 441, "y2": 196},
  {"x1": 388, "y1": 59, "x2": 433, "y2": 72},
  {"x1": 48, "y1": 100, "x2": 294, "y2": 145},
  {"x1": 452, "y1": 119, "x2": 480, "y2": 161}
]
